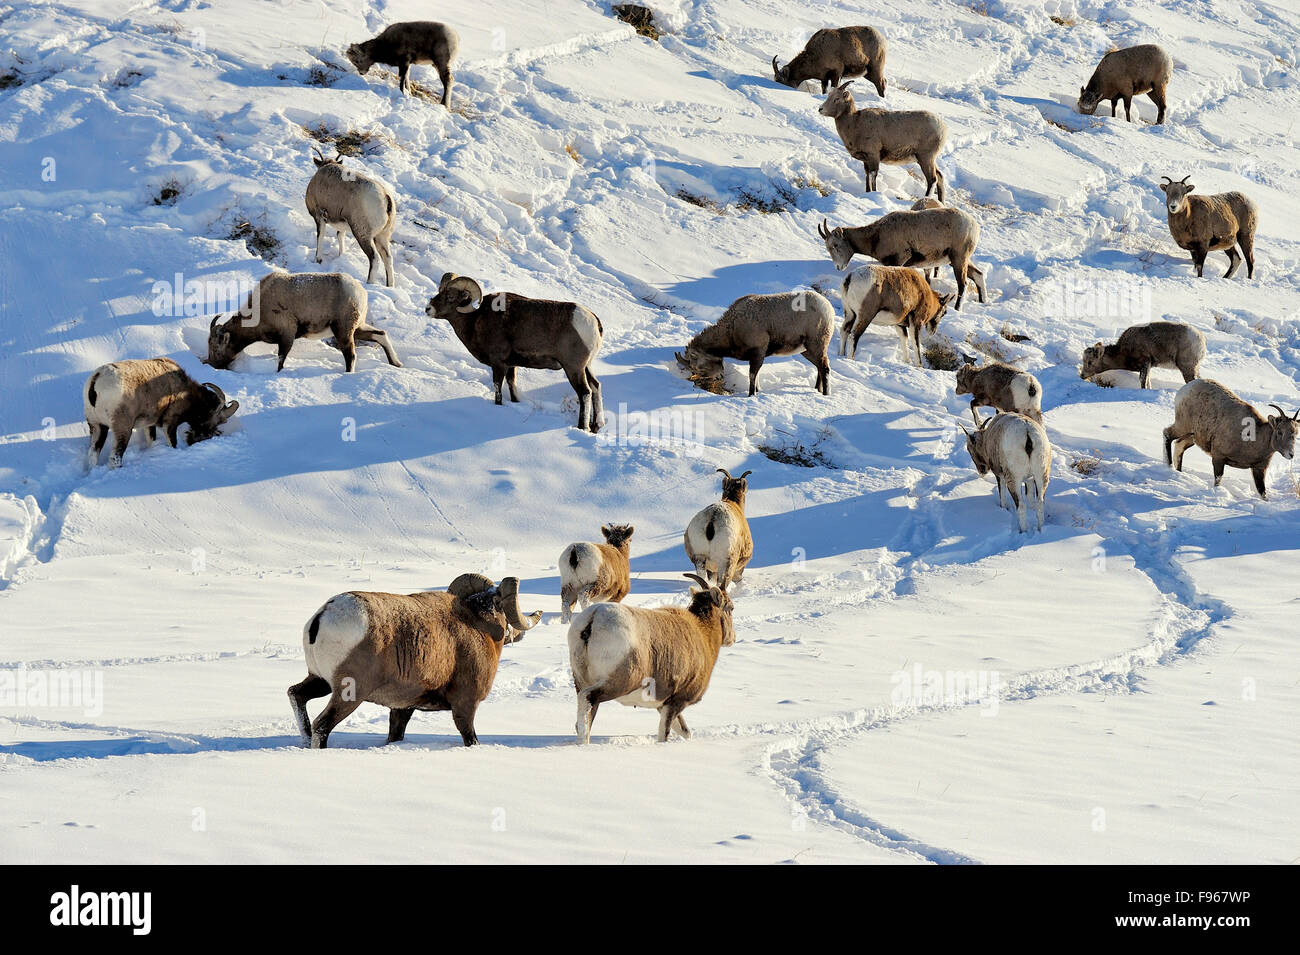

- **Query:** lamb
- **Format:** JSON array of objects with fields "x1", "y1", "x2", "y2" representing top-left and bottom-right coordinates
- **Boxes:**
[
  {"x1": 207, "y1": 271, "x2": 402, "y2": 372},
  {"x1": 83, "y1": 358, "x2": 238, "y2": 468},
  {"x1": 1080, "y1": 321, "x2": 1206, "y2": 389},
  {"x1": 559, "y1": 524, "x2": 634, "y2": 624},
  {"x1": 304, "y1": 149, "x2": 397, "y2": 287},
  {"x1": 568, "y1": 573, "x2": 735, "y2": 744},
  {"x1": 288, "y1": 573, "x2": 541, "y2": 748},
  {"x1": 425, "y1": 273, "x2": 604, "y2": 432},
  {"x1": 818, "y1": 82, "x2": 947, "y2": 199},
  {"x1": 683, "y1": 468, "x2": 753, "y2": 590},
  {"x1": 818, "y1": 207, "x2": 986, "y2": 309},
  {"x1": 1162, "y1": 379, "x2": 1298, "y2": 499},
  {"x1": 772, "y1": 26, "x2": 887, "y2": 97},
  {"x1": 955, "y1": 360, "x2": 1043, "y2": 423},
  {"x1": 962, "y1": 412, "x2": 1052, "y2": 533},
  {"x1": 1158, "y1": 176, "x2": 1258, "y2": 279},
  {"x1": 839, "y1": 264, "x2": 953, "y2": 365},
  {"x1": 346, "y1": 21, "x2": 459, "y2": 107},
  {"x1": 1077, "y1": 44, "x2": 1172, "y2": 124},
  {"x1": 674, "y1": 291, "x2": 833, "y2": 396}
]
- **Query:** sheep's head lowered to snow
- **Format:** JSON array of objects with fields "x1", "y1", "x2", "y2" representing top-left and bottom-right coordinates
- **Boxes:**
[{"x1": 185, "y1": 381, "x2": 239, "y2": 445}]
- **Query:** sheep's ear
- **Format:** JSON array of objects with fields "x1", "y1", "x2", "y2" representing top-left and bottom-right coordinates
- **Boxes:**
[{"x1": 1184, "y1": 183, "x2": 1195, "y2": 193}]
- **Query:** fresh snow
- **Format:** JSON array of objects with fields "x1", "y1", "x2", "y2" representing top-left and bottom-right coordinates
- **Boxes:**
[{"x1": 0, "y1": 0, "x2": 1297, "y2": 864}]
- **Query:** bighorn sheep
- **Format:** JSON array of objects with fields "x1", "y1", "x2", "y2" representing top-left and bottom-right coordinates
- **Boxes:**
[
  {"x1": 425, "y1": 273, "x2": 604, "y2": 432},
  {"x1": 206, "y1": 271, "x2": 402, "y2": 372},
  {"x1": 840, "y1": 264, "x2": 953, "y2": 365},
  {"x1": 675, "y1": 291, "x2": 833, "y2": 396},
  {"x1": 955, "y1": 360, "x2": 1042, "y2": 424},
  {"x1": 559, "y1": 524, "x2": 634, "y2": 624},
  {"x1": 305, "y1": 149, "x2": 397, "y2": 287},
  {"x1": 1080, "y1": 321, "x2": 1206, "y2": 388},
  {"x1": 568, "y1": 573, "x2": 735, "y2": 744},
  {"x1": 1077, "y1": 44, "x2": 1172, "y2": 123},
  {"x1": 818, "y1": 207, "x2": 986, "y2": 309},
  {"x1": 83, "y1": 358, "x2": 238, "y2": 468},
  {"x1": 962, "y1": 412, "x2": 1052, "y2": 533},
  {"x1": 1163, "y1": 379, "x2": 1298, "y2": 499},
  {"x1": 684, "y1": 468, "x2": 753, "y2": 590},
  {"x1": 346, "y1": 21, "x2": 459, "y2": 107},
  {"x1": 818, "y1": 82, "x2": 947, "y2": 199},
  {"x1": 288, "y1": 573, "x2": 541, "y2": 748},
  {"x1": 772, "y1": 26, "x2": 887, "y2": 96},
  {"x1": 1158, "y1": 176, "x2": 1257, "y2": 279}
]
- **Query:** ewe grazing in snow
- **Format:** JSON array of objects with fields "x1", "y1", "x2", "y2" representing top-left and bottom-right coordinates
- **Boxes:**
[
  {"x1": 1077, "y1": 44, "x2": 1172, "y2": 123},
  {"x1": 1080, "y1": 321, "x2": 1206, "y2": 389},
  {"x1": 346, "y1": 21, "x2": 460, "y2": 107},
  {"x1": 207, "y1": 271, "x2": 402, "y2": 372},
  {"x1": 676, "y1": 291, "x2": 833, "y2": 396},
  {"x1": 772, "y1": 26, "x2": 888, "y2": 97}
]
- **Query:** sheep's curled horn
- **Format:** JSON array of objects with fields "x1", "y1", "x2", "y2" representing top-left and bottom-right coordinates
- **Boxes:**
[
  {"x1": 209, "y1": 314, "x2": 223, "y2": 331},
  {"x1": 1160, "y1": 175, "x2": 1173, "y2": 185},
  {"x1": 818, "y1": 218, "x2": 830, "y2": 239},
  {"x1": 202, "y1": 381, "x2": 228, "y2": 405},
  {"x1": 443, "y1": 275, "x2": 483, "y2": 314},
  {"x1": 447, "y1": 573, "x2": 539, "y2": 640},
  {"x1": 716, "y1": 468, "x2": 753, "y2": 479},
  {"x1": 684, "y1": 572, "x2": 711, "y2": 591},
  {"x1": 1267, "y1": 404, "x2": 1300, "y2": 421}
]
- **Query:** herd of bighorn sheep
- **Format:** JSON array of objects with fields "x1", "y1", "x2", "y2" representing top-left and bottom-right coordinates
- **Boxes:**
[{"x1": 78, "y1": 15, "x2": 1292, "y2": 747}]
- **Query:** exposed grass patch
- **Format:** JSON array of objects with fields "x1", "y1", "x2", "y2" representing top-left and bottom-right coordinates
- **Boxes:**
[
  {"x1": 676, "y1": 188, "x2": 723, "y2": 213},
  {"x1": 228, "y1": 215, "x2": 281, "y2": 262},
  {"x1": 613, "y1": 4, "x2": 662, "y2": 40},
  {"x1": 0, "y1": 71, "x2": 22, "y2": 90},
  {"x1": 1049, "y1": 15, "x2": 1076, "y2": 26},
  {"x1": 564, "y1": 141, "x2": 583, "y2": 164},
  {"x1": 759, "y1": 429, "x2": 837, "y2": 469},
  {"x1": 924, "y1": 339, "x2": 962, "y2": 371},
  {"x1": 791, "y1": 174, "x2": 831, "y2": 197},
  {"x1": 112, "y1": 69, "x2": 145, "y2": 88},
  {"x1": 305, "y1": 64, "x2": 341, "y2": 87},
  {"x1": 1000, "y1": 323, "x2": 1032, "y2": 344},
  {"x1": 969, "y1": 2, "x2": 990, "y2": 16},
  {"x1": 303, "y1": 122, "x2": 384, "y2": 158},
  {"x1": 1071, "y1": 453, "x2": 1103, "y2": 476},
  {"x1": 152, "y1": 178, "x2": 182, "y2": 206},
  {"x1": 734, "y1": 183, "x2": 798, "y2": 214}
]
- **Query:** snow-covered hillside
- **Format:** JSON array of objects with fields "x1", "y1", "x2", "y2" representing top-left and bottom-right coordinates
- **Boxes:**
[{"x1": 1, "y1": 0, "x2": 1297, "y2": 864}]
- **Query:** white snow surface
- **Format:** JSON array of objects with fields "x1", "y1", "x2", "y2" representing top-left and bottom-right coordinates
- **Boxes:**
[{"x1": 1, "y1": 0, "x2": 1298, "y2": 864}]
